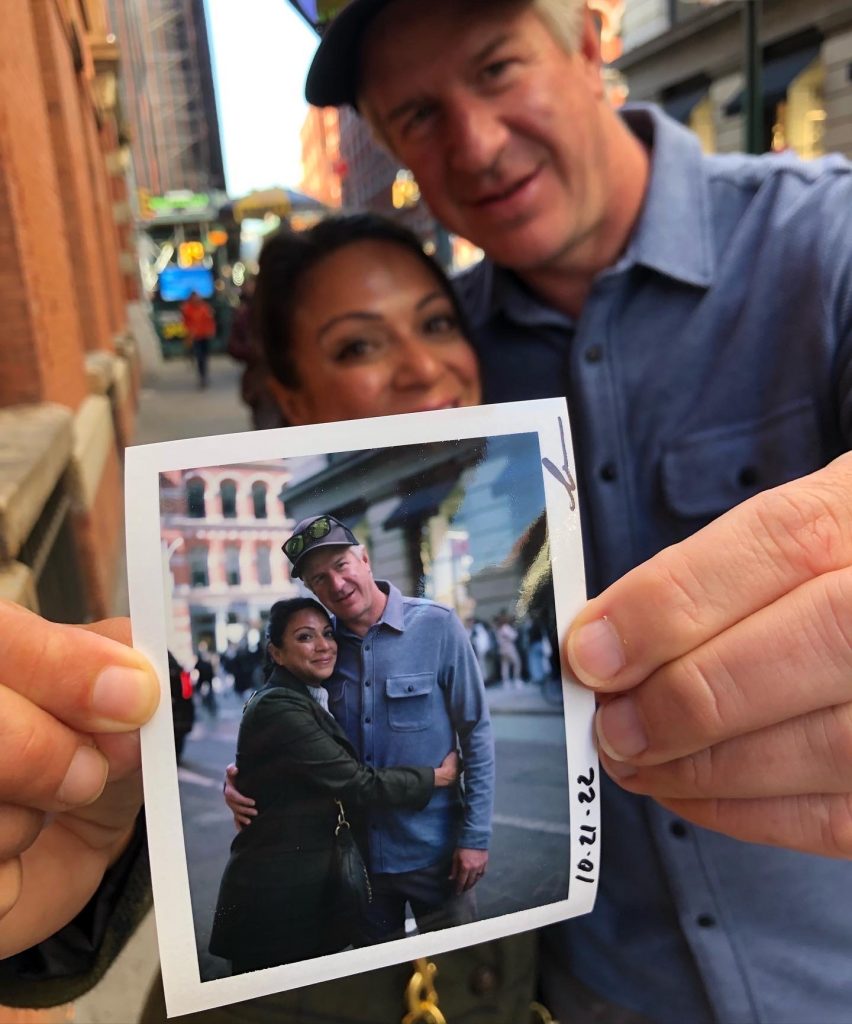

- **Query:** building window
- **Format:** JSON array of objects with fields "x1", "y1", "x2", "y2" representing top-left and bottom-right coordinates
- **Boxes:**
[
  {"x1": 225, "y1": 544, "x2": 241, "y2": 586},
  {"x1": 221, "y1": 480, "x2": 238, "y2": 519},
  {"x1": 252, "y1": 481, "x2": 268, "y2": 519},
  {"x1": 186, "y1": 478, "x2": 206, "y2": 518},
  {"x1": 773, "y1": 59, "x2": 825, "y2": 159},
  {"x1": 257, "y1": 544, "x2": 272, "y2": 586},
  {"x1": 188, "y1": 546, "x2": 209, "y2": 587}
]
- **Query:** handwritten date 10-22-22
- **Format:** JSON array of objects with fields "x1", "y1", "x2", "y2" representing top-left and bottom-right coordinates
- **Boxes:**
[{"x1": 575, "y1": 766, "x2": 598, "y2": 884}]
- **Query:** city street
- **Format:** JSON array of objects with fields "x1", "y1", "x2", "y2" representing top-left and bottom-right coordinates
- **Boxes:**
[{"x1": 176, "y1": 688, "x2": 570, "y2": 982}]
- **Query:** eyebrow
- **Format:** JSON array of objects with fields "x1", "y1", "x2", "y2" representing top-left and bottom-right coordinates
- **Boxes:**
[
  {"x1": 383, "y1": 31, "x2": 513, "y2": 127},
  {"x1": 317, "y1": 311, "x2": 382, "y2": 340}
]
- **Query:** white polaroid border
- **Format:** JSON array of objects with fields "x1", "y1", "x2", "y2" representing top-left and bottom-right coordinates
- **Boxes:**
[{"x1": 126, "y1": 397, "x2": 600, "y2": 1018}]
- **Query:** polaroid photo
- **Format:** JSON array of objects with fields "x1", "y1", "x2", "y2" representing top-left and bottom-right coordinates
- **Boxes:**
[{"x1": 126, "y1": 397, "x2": 599, "y2": 1017}]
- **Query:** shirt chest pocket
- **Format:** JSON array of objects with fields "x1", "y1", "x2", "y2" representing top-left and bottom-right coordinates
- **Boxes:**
[
  {"x1": 385, "y1": 672, "x2": 436, "y2": 732},
  {"x1": 660, "y1": 398, "x2": 822, "y2": 521}
]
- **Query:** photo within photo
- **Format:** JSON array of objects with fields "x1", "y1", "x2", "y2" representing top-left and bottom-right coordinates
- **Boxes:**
[{"x1": 127, "y1": 400, "x2": 597, "y2": 1017}]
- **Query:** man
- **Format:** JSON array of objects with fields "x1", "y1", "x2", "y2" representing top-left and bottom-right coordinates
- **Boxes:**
[
  {"x1": 299, "y1": 0, "x2": 852, "y2": 1021},
  {"x1": 273, "y1": 513, "x2": 495, "y2": 937},
  {"x1": 2, "y1": 1, "x2": 851, "y2": 1021}
]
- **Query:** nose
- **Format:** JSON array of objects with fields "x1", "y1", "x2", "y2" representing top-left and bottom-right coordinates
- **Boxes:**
[
  {"x1": 394, "y1": 336, "x2": 444, "y2": 391},
  {"x1": 444, "y1": 95, "x2": 508, "y2": 176}
]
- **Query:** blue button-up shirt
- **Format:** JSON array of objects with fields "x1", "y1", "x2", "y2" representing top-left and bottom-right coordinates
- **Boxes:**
[
  {"x1": 326, "y1": 581, "x2": 495, "y2": 875},
  {"x1": 456, "y1": 106, "x2": 852, "y2": 1024}
]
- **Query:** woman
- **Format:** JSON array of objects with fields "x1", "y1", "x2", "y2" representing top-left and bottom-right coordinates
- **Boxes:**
[
  {"x1": 209, "y1": 597, "x2": 458, "y2": 975},
  {"x1": 253, "y1": 213, "x2": 481, "y2": 422}
]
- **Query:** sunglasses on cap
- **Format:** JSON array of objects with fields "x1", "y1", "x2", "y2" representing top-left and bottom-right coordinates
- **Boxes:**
[{"x1": 282, "y1": 515, "x2": 338, "y2": 560}]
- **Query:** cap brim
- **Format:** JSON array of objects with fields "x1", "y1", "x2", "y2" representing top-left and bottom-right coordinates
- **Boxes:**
[
  {"x1": 304, "y1": 0, "x2": 395, "y2": 107},
  {"x1": 290, "y1": 540, "x2": 355, "y2": 580}
]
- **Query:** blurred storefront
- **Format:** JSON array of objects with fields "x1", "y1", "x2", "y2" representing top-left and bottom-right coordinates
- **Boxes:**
[{"x1": 618, "y1": 0, "x2": 852, "y2": 158}]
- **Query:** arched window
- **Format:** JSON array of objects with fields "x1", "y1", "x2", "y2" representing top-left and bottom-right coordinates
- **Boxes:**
[
  {"x1": 186, "y1": 478, "x2": 206, "y2": 518},
  {"x1": 225, "y1": 544, "x2": 241, "y2": 586},
  {"x1": 252, "y1": 481, "x2": 268, "y2": 519},
  {"x1": 188, "y1": 546, "x2": 209, "y2": 587},
  {"x1": 221, "y1": 480, "x2": 237, "y2": 519}
]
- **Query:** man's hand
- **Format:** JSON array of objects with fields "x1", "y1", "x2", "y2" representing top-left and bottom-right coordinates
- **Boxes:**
[
  {"x1": 449, "y1": 848, "x2": 488, "y2": 894},
  {"x1": 0, "y1": 604, "x2": 159, "y2": 958},
  {"x1": 224, "y1": 762, "x2": 256, "y2": 829},
  {"x1": 565, "y1": 452, "x2": 852, "y2": 857}
]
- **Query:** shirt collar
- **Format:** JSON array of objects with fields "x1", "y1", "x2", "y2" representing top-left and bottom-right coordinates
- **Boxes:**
[
  {"x1": 481, "y1": 103, "x2": 715, "y2": 322},
  {"x1": 617, "y1": 104, "x2": 715, "y2": 288}
]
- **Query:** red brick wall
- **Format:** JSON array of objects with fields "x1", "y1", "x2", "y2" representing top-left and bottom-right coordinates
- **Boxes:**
[
  {"x1": 31, "y1": 0, "x2": 114, "y2": 354},
  {"x1": 0, "y1": 6, "x2": 90, "y2": 410}
]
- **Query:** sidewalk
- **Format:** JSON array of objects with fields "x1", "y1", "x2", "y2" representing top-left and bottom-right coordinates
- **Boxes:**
[
  {"x1": 486, "y1": 679, "x2": 564, "y2": 715},
  {"x1": 74, "y1": 354, "x2": 248, "y2": 1024}
]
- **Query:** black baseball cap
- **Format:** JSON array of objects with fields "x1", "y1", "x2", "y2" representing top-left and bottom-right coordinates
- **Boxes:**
[
  {"x1": 304, "y1": 0, "x2": 397, "y2": 108},
  {"x1": 283, "y1": 514, "x2": 359, "y2": 579}
]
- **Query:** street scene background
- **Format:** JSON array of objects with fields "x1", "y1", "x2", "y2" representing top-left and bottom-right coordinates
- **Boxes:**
[{"x1": 159, "y1": 432, "x2": 573, "y2": 979}]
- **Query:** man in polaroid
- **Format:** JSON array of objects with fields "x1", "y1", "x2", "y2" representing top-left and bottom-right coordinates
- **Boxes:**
[{"x1": 230, "y1": 512, "x2": 496, "y2": 941}]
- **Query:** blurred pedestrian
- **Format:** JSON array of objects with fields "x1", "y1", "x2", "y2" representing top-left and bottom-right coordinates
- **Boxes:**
[
  {"x1": 180, "y1": 291, "x2": 216, "y2": 389},
  {"x1": 495, "y1": 612, "x2": 523, "y2": 689}
]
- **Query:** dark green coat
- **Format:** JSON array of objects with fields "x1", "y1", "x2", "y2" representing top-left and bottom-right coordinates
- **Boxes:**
[{"x1": 209, "y1": 667, "x2": 434, "y2": 968}]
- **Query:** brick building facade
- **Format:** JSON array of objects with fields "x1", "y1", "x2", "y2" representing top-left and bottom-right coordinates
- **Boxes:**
[
  {"x1": 159, "y1": 463, "x2": 298, "y2": 666},
  {"x1": 0, "y1": 0, "x2": 141, "y2": 624}
]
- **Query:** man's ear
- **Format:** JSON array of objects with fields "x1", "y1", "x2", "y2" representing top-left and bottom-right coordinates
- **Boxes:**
[{"x1": 578, "y1": 5, "x2": 605, "y2": 99}]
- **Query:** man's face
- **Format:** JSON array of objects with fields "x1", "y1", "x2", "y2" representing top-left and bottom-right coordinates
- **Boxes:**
[
  {"x1": 300, "y1": 545, "x2": 378, "y2": 628},
  {"x1": 360, "y1": 0, "x2": 610, "y2": 274}
]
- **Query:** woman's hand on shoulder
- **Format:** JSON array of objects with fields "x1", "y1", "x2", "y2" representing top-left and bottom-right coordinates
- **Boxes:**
[
  {"x1": 0, "y1": 604, "x2": 159, "y2": 957},
  {"x1": 434, "y1": 749, "x2": 460, "y2": 787}
]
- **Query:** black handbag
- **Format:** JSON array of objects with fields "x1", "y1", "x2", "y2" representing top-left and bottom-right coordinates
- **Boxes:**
[{"x1": 330, "y1": 799, "x2": 372, "y2": 929}]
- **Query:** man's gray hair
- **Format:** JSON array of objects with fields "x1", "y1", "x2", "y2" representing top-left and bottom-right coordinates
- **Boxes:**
[{"x1": 532, "y1": 0, "x2": 587, "y2": 53}]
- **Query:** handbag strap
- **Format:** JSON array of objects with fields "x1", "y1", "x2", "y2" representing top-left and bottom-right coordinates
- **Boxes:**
[{"x1": 335, "y1": 799, "x2": 350, "y2": 835}]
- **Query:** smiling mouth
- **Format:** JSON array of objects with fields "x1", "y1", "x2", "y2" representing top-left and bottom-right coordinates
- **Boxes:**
[{"x1": 470, "y1": 167, "x2": 542, "y2": 209}]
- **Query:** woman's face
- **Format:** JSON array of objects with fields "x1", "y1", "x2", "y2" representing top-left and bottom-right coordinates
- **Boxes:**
[
  {"x1": 274, "y1": 240, "x2": 481, "y2": 424},
  {"x1": 268, "y1": 609, "x2": 337, "y2": 684}
]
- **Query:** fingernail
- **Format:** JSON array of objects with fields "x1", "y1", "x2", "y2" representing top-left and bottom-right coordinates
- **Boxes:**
[
  {"x1": 92, "y1": 666, "x2": 158, "y2": 725},
  {"x1": 57, "y1": 746, "x2": 108, "y2": 805},
  {"x1": 569, "y1": 618, "x2": 625, "y2": 686},
  {"x1": 596, "y1": 698, "x2": 648, "y2": 761}
]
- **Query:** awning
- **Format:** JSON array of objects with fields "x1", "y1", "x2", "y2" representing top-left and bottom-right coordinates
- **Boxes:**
[
  {"x1": 664, "y1": 85, "x2": 709, "y2": 124},
  {"x1": 383, "y1": 479, "x2": 457, "y2": 530},
  {"x1": 724, "y1": 44, "x2": 820, "y2": 116}
]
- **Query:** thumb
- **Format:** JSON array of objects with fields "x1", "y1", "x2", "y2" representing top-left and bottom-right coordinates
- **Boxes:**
[{"x1": 0, "y1": 603, "x2": 159, "y2": 734}]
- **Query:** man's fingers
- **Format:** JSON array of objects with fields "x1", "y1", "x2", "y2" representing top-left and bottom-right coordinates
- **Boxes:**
[
  {"x1": 80, "y1": 616, "x2": 133, "y2": 646},
  {"x1": 0, "y1": 602, "x2": 158, "y2": 733},
  {"x1": 0, "y1": 685, "x2": 108, "y2": 810},
  {"x1": 0, "y1": 858, "x2": 22, "y2": 919},
  {"x1": 594, "y1": 567, "x2": 852, "y2": 765},
  {"x1": 657, "y1": 793, "x2": 852, "y2": 859},
  {"x1": 566, "y1": 454, "x2": 852, "y2": 691},
  {"x1": 601, "y1": 701, "x2": 852, "y2": 800},
  {"x1": 0, "y1": 805, "x2": 44, "y2": 860}
]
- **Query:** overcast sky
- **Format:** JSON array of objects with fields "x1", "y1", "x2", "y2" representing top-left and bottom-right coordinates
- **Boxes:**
[{"x1": 205, "y1": 0, "x2": 319, "y2": 197}]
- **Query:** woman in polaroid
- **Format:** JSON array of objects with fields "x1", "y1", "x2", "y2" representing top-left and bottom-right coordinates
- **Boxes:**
[{"x1": 209, "y1": 596, "x2": 459, "y2": 974}]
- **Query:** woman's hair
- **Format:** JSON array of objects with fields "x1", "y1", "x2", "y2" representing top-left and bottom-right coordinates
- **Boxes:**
[
  {"x1": 253, "y1": 213, "x2": 472, "y2": 389},
  {"x1": 264, "y1": 597, "x2": 332, "y2": 671}
]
